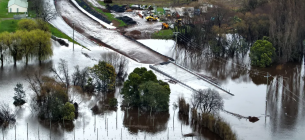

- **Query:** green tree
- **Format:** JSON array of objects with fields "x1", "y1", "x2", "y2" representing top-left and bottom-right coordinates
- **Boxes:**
[
  {"x1": 13, "y1": 83, "x2": 26, "y2": 106},
  {"x1": 139, "y1": 81, "x2": 170, "y2": 112},
  {"x1": 19, "y1": 30, "x2": 35, "y2": 65},
  {"x1": 108, "y1": 98, "x2": 118, "y2": 108},
  {"x1": 249, "y1": 38, "x2": 275, "y2": 67},
  {"x1": 0, "y1": 32, "x2": 11, "y2": 67},
  {"x1": 90, "y1": 61, "x2": 116, "y2": 93},
  {"x1": 121, "y1": 67, "x2": 170, "y2": 111},
  {"x1": 31, "y1": 29, "x2": 52, "y2": 65},
  {"x1": 62, "y1": 102, "x2": 75, "y2": 121},
  {"x1": 36, "y1": 19, "x2": 50, "y2": 32},
  {"x1": 9, "y1": 31, "x2": 23, "y2": 66},
  {"x1": 17, "y1": 19, "x2": 38, "y2": 31}
]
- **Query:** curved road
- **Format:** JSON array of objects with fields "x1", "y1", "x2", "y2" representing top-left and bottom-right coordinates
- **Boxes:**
[{"x1": 45, "y1": 0, "x2": 169, "y2": 64}]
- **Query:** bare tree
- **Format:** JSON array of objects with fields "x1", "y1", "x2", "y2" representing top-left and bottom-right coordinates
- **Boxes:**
[
  {"x1": 0, "y1": 104, "x2": 16, "y2": 128},
  {"x1": 191, "y1": 89, "x2": 223, "y2": 113},
  {"x1": 50, "y1": 59, "x2": 70, "y2": 93},
  {"x1": 100, "y1": 52, "x2": 129, "y2": 82},
  {"x1": 29, "y1": 0, "x2": 57, "y2": 21}
]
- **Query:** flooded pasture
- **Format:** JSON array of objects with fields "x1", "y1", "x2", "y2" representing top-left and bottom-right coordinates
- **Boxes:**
[{"x1": 0, "y1": 39, "x2": 305, "y2": 140}]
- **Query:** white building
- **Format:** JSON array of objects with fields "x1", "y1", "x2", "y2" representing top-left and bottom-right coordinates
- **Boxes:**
[{"x1": 8, "y1": 0, "x2": 28, "y2": 13}]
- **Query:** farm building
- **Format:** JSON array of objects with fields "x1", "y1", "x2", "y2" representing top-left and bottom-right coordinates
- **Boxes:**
[{"x1": 8, "y1": 0, "x2": 28, "y2": 13}]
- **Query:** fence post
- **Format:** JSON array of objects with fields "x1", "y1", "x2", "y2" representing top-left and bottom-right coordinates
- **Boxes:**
[
  {"x1": 15, "y1": 125, "x2": 16, "y2": 140},
  {"x1": 38, "y1": 126, "x2": 39, "y2": 140},
  {"x1": 50, "y1": 119, "x2": 52, "y2": 140},
  {"x1": 97, "y1": 128, "x2": 98, "y2": 140},
  {"x1": 27, "y1": 123, "x2": 28, "y2": 140}
]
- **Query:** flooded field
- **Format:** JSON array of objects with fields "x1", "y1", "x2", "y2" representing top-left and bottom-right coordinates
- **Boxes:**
[{"x1": 0, "y1": 38, "x2": 304, "y2": 140}]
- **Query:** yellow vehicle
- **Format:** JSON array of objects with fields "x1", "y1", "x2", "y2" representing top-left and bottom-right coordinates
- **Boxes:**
[
  {"x1": 145, "y1": 15, "x2": 159, "y2": 21},
  {"x1": 162, "y1": 23, "x2": 169, "y2": 29}
]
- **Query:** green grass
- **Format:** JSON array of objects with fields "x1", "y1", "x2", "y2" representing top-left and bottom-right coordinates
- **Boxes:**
[
  {"x1": 48, "y1": 24, "x2": 80, "y2": 45},
  {"x1": 0, "y1": 19, "x2": 18, "y2": 32},
  {"x1": 152, "y1": 29, "x2": 173, "y2": 39},
  {"x1": 0, "y1": 0, "x2": 16, "y2": 18},
  {"x1": 157, "y1": 7, "x2": 164, "y2": 14}
]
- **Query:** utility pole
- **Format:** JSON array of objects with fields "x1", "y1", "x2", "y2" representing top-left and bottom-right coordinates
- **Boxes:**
[
  {"x1": 72, "y1": 23, "x2": 75, "y2": 51},
  {"x1": 264, "y1": 72, "x2": 271, "y2": 123}
]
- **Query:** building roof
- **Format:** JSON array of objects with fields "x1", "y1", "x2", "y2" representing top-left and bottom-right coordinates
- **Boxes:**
[{"x1": 8, "y1": 0, "x2": 28, "y2": 8}]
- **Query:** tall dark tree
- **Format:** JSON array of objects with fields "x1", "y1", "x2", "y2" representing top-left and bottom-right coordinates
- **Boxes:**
[{"x1": 269, "y1": 0, "x2": 305, "y2": 63}]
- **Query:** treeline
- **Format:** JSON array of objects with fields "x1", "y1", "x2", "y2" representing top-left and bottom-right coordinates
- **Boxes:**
[
  {"x1": 0, "y1": 19, "x2": 52, "y2": 67},
  {"x1": 175, "y1": 0, "x2": 305, "y2": 64}
]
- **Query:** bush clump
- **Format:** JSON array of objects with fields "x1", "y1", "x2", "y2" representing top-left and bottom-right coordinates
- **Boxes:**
[
  {"x1": 178, "y1": 97, "x2": 189, "y2": 116},
  {"x1": 191, "y1": 109, "x2": 237, "y2": 140}
]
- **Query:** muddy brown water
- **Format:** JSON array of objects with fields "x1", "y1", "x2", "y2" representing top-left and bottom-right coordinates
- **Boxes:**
[{"x1": 1, "y1": 40, "x2": 304, "y2": 140}]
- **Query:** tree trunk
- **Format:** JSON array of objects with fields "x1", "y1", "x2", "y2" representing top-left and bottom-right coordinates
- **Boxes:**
[
  {"x1": 39, "y1": 43, "x2": 42, "y2": 65},
  {"x1": 13, "y1": 55, "x2": 17, "y2": 66},
  {"x1": 1, "y1": 54, "x2": 3, "y2": 68},
  {"x1": 26, "y1": 54, "x2": 28, "y2": 65}
]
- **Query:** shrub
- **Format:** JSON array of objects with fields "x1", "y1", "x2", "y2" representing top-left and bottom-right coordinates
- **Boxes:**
[
  {"x1": 13, "y1": 83, "x2": 26, "y2": 106},
  {"x1": 249, "y1": 37, "x2": 275, "y2": 67},
  {"x1": 108, "y1": 98, "x2": 118, "y2": 107}
]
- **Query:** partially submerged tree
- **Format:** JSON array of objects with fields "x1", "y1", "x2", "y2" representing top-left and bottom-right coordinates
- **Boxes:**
[
  {"x1": 13, "y1": 83, "x2": 26, "y2": 106},
  {"x1": 100, "y1": 52, "x2": 129, "y2": 83},
  {"x1": 0, "y1": 104, "x2": 16, "y2": 128},
  {"x1": 191, "y1": 89, "x2": 224, "y2": 113},
  {"x1": 121, "y1": 67, "x2": 170, "y2": 112},
  {"x1": 0, "y1": 32, "x2": 11, "y2": 67},
  {"x1": 90, "y1": 61, "x2": 116, "y2": 93},
  {"x1": 31, "y1": 29, "x2": 52, "y2": 65},
  {"x1": 249, "y1": 37, "x2": 275, "y2": 67}
]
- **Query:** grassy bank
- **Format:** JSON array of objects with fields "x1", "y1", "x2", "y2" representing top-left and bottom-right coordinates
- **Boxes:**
[
  {"x1": 0, "y1": 19, "x2": 18, "y2": 32},
  {"x1": 151, "y1": 29, "x2": 173, "y2": 39},
  {"x1": 48, "y1": 24, "x2": 80, "y2": 45}
]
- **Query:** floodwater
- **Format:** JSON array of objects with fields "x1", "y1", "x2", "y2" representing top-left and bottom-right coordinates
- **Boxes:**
[
  {"x1": 0, "y1": 41, "x2": 222, "y2": 140},
  {"x1": 174, "y1": 47, "x2": 305, "y2": 140},
  {"x1": 1, "y1": 39, "x2": 304, "y2": 140}
]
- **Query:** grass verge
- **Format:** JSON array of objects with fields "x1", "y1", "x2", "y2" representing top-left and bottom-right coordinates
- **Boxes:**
[
  {"x1": 151, "y1": 29, "x2": 173, "y2": 39},
  {"x1": 48, "y1": 24, "x2": 84, "y2": 46},
  {"x1": 0, "y1": 19, "x2": 18, "y2": 32}
]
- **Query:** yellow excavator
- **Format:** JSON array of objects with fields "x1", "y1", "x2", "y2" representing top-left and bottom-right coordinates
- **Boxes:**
[
  {"x1": 145, "y1": 15, "x2": 159, "y2": 21},
  {"x1": 162, "y1": 23, "x2": 169, "y2": 29}
]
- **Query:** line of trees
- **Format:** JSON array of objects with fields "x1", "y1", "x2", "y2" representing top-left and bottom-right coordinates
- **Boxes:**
[
  {"x1": 0, "y1": 19, "x2": 52, "y2": 67},
  {"x1": 174, "y1": 0, "x2": 304, "y2": 64}
]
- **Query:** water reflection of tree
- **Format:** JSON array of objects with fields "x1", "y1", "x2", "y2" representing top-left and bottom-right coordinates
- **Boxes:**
[
  {"x1": 267, "y1": 64, "x2": 304, "y2": 134},
  {"x1": 122, "y1": 108, "x2": 169, "y2": 134},
  {"x1": 175, "y1": 48, "x2": 251, "y2": 84}
]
